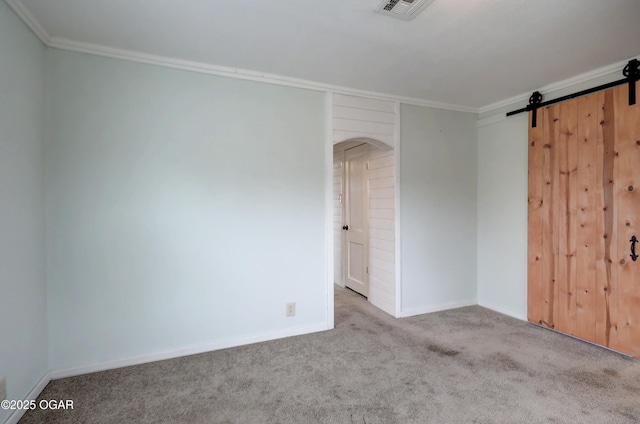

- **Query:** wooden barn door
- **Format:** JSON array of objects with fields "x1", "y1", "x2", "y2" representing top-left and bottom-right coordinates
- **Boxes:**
[
  {"x1": 615, "y1": 85, "x2": 640, "y2": 357},
  {"x1": 528, "y1": 84, "x2": 640, "y2": 357}
]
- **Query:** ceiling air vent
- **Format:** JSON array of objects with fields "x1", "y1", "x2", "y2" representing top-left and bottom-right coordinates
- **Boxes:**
[{"x1": 375, "y1": 0, "x2": 435, "y2": 20}]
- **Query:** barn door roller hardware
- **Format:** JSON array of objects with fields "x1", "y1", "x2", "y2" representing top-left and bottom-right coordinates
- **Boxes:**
[{"x1": 506, "y1": 59, "x2": 640, "y2": 128}]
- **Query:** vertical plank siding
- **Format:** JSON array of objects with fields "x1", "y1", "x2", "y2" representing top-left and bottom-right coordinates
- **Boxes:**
[
  {"x1": 542, "y1": 105, "x2": 560, "y2": 330},
  {"x1": 596, "y1": 90, "x2": 619, "y2": 349},
  {"x1": 575, "y1": 94, "x2": 598, "y2": 343},
  {"x1": 556, "y1": 101, "x2": 578, "y2": 336},
  {"x1": 527, "y1": 110, "x2": 544, "y2": 325},
  {"x1": 529, "y1": 83, "x2": 640, "y2": 357},
  {"x1": 615, "y1": 85, "x2": 640, "y2": 357}
]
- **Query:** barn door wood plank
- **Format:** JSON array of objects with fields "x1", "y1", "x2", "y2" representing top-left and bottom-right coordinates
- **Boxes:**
[
  {"x1": 557, "y1": 100, "x2": 579, "y2": 335},
  {"x1": 615, "y1": 83, "x2": 640, "y2": 357},
  {"x1": 542, "y1": 105, "x2": 560, "y2": 330},
  {"x1": 595, "y1": 90, "x2": 619, "y2": 350},
  {"x1": 575, "y1": 93, "x2": 598, "y2": 343},
  {"x1": 528, "y1": 110, "x2": 545, "y2": 325}
]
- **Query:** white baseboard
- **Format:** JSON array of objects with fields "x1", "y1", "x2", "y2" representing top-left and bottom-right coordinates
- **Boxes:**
[
  {"x1": 477, "y1": 301, "x2": 527, "y2": 321},
  {"x1": 5, "y1": 372, "x2": 51, "y2": 424},
  {"x1": 397, "y1": 298, "x2": 478, "y2": 318},
  {"x1": 50, "y1": 322, "x2": 329, "y2": 380}
]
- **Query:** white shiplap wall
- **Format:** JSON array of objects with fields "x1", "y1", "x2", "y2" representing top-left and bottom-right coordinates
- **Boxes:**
[
  {"x1": 368, "y1": 146, "x2": 395, "y2": 315},
  {"x1": 333, "y1": 94, "x2": 396, "y2": 148},
  {"x1": 333, "y1": 149, "x2": 343, "y2": 287},
  {"x1": 332, "y1": 93, "x2": 396, "y2": 316}
]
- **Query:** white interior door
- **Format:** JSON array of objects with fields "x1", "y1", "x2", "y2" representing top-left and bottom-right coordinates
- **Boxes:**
[{"x1": 344, "y1": 144, "x2": 369, "y2": 297}]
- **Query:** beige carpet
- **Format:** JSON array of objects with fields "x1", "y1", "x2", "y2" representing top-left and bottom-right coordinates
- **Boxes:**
[{"x1": 19, "y1": 286, "x2": 640, "y2": 423}]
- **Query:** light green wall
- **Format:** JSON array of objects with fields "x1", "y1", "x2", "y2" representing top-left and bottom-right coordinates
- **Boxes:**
[
  {"x1": 477, "y1": 114, "x2": 528, "y2": 319},
  {"x1": 45, "y1": 50, "x2": 327, "y2": 370},
  {"x1": 400, "y1": 104, "x2": 478, "y2": 314},
  {"x1": 0, "y1": 3, "x2": 47, "y2": 422}
]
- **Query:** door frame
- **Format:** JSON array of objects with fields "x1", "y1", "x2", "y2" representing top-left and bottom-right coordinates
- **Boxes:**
[
  {"x1": 325, "y1": 92, "x2": 402, "y2": 327},
  {"x1": 337, "y1": 142, "x2": 370, "y2": 296}
]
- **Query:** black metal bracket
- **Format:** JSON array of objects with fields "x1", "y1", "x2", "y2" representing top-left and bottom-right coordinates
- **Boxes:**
[
  {"x1": 623, "y1": 59, "x2": 640, "y2": 106},
  {"x1": 528, "y1": 91, "x2": 543, "y2": 128},
  {"x1": 506, "y1": 59, "x2": 640, "y2": 128}
]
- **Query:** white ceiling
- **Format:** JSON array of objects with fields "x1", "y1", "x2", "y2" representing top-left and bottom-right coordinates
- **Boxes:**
[{"x1": 9, "y1": 0, "x2": 640, "y2": 110}]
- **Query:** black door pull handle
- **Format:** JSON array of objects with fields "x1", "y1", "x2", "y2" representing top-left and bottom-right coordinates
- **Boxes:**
[
  {"x1": 342, "y1": 225, "x2": 349, "y2": 230},
  {"x1": 631, "y1": 236, "x2": 638, "y2": 262}
]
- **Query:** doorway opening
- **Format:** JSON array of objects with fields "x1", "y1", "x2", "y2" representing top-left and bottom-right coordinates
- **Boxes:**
[{"x1": 333, "y1": 138, "x2": 396, "y2": 316}]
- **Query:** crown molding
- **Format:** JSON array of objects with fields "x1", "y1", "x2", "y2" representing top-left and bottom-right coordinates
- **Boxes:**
[
  {"x1": 478, "y1": 57, "x2": 637, "y2": 115},
  {"x1": 9, "y1": 0, "x2": 635, "y2": 117},
  {"x1": 476, "y1": 112, "x2": 514, "y2": 129},
  {"x1": 6, "y1": 0, "x2": 476, "y2": 114},
  {"x1": 46, "y1": 36, "x2": 477, "y2": 113},
  {"x1": 5, "y1": 0, "x2": 51, "y2": 44}
]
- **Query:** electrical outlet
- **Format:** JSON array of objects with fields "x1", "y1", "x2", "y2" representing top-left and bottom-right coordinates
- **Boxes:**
[
  {"x1": 286, "y1": 302, "x2": 296, "y2": 317},
  {"x1": 0, "y1": 377, "x2": 6, "y2": 402}
]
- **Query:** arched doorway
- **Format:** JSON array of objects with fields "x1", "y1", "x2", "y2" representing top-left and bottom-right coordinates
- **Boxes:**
[
  {"x1": 333, "y1": 137, "x2": 396, "y2": 316},
  {"x1": 325, "y1": 92, "x2": 400, "y2": 327}
]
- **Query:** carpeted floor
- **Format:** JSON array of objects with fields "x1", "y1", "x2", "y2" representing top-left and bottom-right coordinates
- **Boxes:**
[{"x1": 19, "y1": 286, "x2": 640, "y2": 423}]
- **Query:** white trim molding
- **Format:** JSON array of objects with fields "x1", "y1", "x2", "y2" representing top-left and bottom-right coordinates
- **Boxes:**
[
  {"x1": 6, "y1": 0, "x2": 640, "y2": 117},
  {"x1": 325, "y1": 92, "x2": 335, "y2": 330},
  {"x1": 5, "y1": 0, "x2": 475, "y2": 114},
  {"x1": 397, "y1": 299, "x2": 478, "y2": 318},
  {"x1": 5, "y1": 372, "x2": 51, "y2": 424},
  {"x1": 4, "y1": 0, "x2": 51, "y2": 44},
  {"x1": 477, "y1": 301, "x2": 527, "y2": 322},
  {"x1": 49, "y1": 37, "x2": 478, "y2": 113},
  {"x1": 50, "y1": 323, "x2": 329, "y2": 380},
  {"x1": 477, "y1": 112, "x2": 523, "y2": 129},
  {"x1": 393, "y1": 101, "x2": 402, "y2": 318}
]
